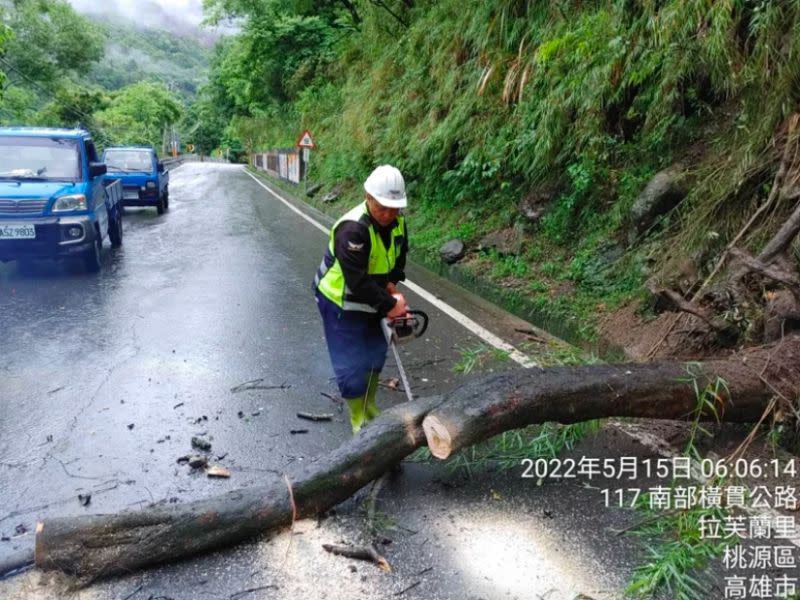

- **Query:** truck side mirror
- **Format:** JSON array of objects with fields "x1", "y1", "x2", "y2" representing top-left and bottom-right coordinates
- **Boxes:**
[
  {"x1": 157, "y1": 161, "x2": 165, "y2": 173},
  {"x1": 89, "y1": 162, "x2": 107, "y2": 177}
]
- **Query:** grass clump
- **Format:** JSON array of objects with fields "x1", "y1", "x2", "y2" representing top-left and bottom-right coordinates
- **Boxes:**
[
  {"x1": 624, "y1": 366, "x2": 731, "y2": 599},
  {"x1": 624, "y1": 495, "x2": 730, "y2": 600}
]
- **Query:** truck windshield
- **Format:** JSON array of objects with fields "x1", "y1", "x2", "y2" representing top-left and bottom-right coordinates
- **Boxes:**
[
  {"x1": 0, "y1": 136, "x2": 80, "y2": 181},
  {"x1": 103, "y1": 150, "x2": 153, "y2": 172}
]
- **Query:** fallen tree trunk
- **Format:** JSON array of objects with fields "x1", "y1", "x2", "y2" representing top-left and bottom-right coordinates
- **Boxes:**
[
  {"x1": 35, "y1": 394, "x2": 444, "y2": 583},
  {"x1": 422, "y1": 341, "x2": 798, "y2": 458},
  {"x1": 35, "y1": 337, "x2": 800, "y2": 582}
]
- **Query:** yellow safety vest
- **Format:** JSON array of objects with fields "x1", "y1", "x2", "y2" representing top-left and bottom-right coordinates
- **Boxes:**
[{"x1": 315, "y1": 202, "x2": 405, "y2": 312}]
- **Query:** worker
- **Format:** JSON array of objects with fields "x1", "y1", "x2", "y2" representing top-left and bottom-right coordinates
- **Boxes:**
[{"x1": 314, "y1": 165, "x2": 410, "y2": 434}]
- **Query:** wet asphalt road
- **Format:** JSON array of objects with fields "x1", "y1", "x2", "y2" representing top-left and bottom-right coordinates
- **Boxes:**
[{"x1": 0, "y1": 163, "x2": 645, "y2": 599}]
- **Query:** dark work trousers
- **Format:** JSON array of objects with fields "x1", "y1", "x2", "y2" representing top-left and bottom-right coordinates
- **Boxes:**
[{"x1": 315, "y1": 291, "x2": 388, "y2": 399}]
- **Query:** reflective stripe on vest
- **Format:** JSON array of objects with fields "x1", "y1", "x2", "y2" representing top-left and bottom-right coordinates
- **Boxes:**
[{"x1": 315, "y1": 202, "x2": 405, "y2": 312}]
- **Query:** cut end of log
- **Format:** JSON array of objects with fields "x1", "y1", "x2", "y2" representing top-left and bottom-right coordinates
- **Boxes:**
[{"x1": 422, "y1": 416, "x2": 452, "y2": 459}]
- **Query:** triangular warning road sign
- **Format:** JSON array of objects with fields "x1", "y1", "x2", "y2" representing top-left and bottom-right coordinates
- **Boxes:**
[{"x1": 296, "y1": 130, "x2": 316, "y2": 149}]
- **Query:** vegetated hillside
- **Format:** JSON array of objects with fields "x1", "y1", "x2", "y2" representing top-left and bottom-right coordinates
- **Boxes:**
[
  {"x1": 0, "y1": 1, "x2": 186, "y2": 152},
  {"x1": 230, "y1": 1, "x2": 800, "y2": 352},
  {"x1": 86, "y1": 16, "x2": 213, "y2": 98}
]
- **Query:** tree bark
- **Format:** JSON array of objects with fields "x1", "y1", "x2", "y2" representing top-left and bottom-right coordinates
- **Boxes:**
[
  {"x1": 646, "y1": 282, "x2": 727, "y2": 331},
  {"x1": 755, "y1": 198, "x2": 800, "y2": 266},
  {"x1": 35, "y1": 337, "x2": 800, "y2": 582},
  {"x1": 35, "y1": 395, "x2": 443, "y2": 583},
  {"x1": 730, "y1": 248, "x2": 800, "y2": 289},
  {"x1": 421, "y1": 342, "x2": 797, "y2": 458}
]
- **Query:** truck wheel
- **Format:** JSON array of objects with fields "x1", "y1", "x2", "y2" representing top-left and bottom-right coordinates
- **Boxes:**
[
  {"x1": 83, "y1": 237, "x2": 102, "y2": 273},
  {"x1": 164, "y1": 189, "x2": 169, "y2": 210},
  {"x1": 109, "y1": 209, "x2": 123, "y2": 247},
  {"x1": 157, "y1": 197, "x2": 165, "y2": 215}
]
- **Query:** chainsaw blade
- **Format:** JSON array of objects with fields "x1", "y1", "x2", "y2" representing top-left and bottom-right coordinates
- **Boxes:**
[{"x1": 390, "y1": 341, "x2": 414, "y2": 403}]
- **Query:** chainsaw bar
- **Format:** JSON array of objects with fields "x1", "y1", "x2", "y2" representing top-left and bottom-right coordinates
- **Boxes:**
[
  {"x1": 381, "y1": 311, "x2": 428, "y2": 403},
  {"x1": 390, "y1": 341, "x2": 415, "y2": 403}
]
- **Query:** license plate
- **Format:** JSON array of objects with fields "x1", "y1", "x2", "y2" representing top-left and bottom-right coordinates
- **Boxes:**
[
  {"x1": 0, "y1": 223, "x2": 36, "y2": 240},
  {"x1": 123, "y1": 190, "x2": 139, "y2": 200}
]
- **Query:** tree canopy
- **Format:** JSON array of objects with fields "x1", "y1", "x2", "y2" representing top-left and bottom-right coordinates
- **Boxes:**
[
  {"x1": 1, "y1": 0, "x2": 104, "y2": 88},
  {"x1": 0, "y1": 0, "x2": 188, "y2": 153},
  {"x1": 95, "y1": 82, "x2": 183, "y2": 149}
]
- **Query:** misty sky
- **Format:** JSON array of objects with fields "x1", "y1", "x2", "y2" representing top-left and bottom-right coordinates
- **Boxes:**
[{"x1": 67, "y1": 0, "x2": 210, "y2": 33}]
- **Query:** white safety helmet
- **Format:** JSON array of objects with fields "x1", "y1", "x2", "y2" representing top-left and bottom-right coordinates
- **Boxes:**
[{"x1": 363, "y1": 165, "x2": 407, "y2": 208}]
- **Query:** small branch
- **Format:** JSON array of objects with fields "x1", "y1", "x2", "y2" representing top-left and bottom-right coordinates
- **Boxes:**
[
  {"x1": 755, "y1": 197, "x2": 800, "y2": 265},
  {"x1": 395, "y1": 581, "x2": 421, "y2": 596},
  {"x1": 404, "y1": 358, "x2": 446, "y2": 369},
  {"x1": 121, "y1": 584, "x2": 144, "y2": 600},
  {"x1": 725, "y1": 397, "x2": 778, "y2": 463},
  {"x1": 1, "y1": 502, "x2": 55, "y2": 525},
  {"x1": 730, "y1": 248, "x2": 800, "y2": 289},
  {"x1": 51, "y1": 456, "x2": 104, "y2": 481},
  {"x1": 514, "y1": 328, "x2": 548, "y2": 343},
  {"x1": 322, "y1": 543, "x2": 391, "y2": 572},
  {"x1": 646, "y1": 313, "x2": 683, "y2": 359},
  {"x1": 320, "y1": 392, "x2": 343, "y2": 407},
  {"x1": 229, "y1": 586, "x2": 278, "y2": 599},
  {"x1": 297, "y1": 412, "x2": 333, "y2": 422},
  {"x1": 0, "y1": 549, "x2": 34, "y2": 580},
  {"x1": 379, "y1": 380, "x2": 405, "y2": 392},
  {"x1": 231, "y1": 379, "x2": 290, "y2": 393},
  {"x1": 646, "y1": 283, "x2": 722, "y2": 330}
]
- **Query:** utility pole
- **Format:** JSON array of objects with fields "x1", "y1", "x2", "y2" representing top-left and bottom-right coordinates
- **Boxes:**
[{"x1": 171, "y1": 125, "x2": 178, "y2": 158}]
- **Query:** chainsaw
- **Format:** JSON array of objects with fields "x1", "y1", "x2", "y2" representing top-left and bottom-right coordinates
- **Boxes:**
[{"x1": 380, "y1": 309, "x2": 428, "y2": 402}]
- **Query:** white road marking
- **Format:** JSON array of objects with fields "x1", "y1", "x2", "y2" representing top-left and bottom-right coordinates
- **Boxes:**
[
  {"x1": 244, "y1": 169, "x2": 329, "y2": 235},
  {"x1": 244, "y1": 168, "x2": 538, "y2": 368}
]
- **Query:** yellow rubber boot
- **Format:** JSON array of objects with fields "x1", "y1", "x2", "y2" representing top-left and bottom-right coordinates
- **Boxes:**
[
  {"x1": 346, "y1": 395, "x2": 368, "y2": 434},
  {"x1": 364, "y1": 371, "x2": 380, "y2": 421}
]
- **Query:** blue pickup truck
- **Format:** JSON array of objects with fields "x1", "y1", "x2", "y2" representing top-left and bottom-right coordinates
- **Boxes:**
[
  {"x1": 0, "y1": 127, "x2": 123, "y2": 272},
  {"x1": 101, "y1": 146, "x2": 169, "y2": 214}
]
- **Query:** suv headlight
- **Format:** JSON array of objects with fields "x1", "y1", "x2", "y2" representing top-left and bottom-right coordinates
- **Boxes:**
[
  {"x1": 145, "y1": 181, "x2": 156, "y2": 190},
  {"x1": 52, "y1": 194, "x2": 87, "y2": 212}
]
